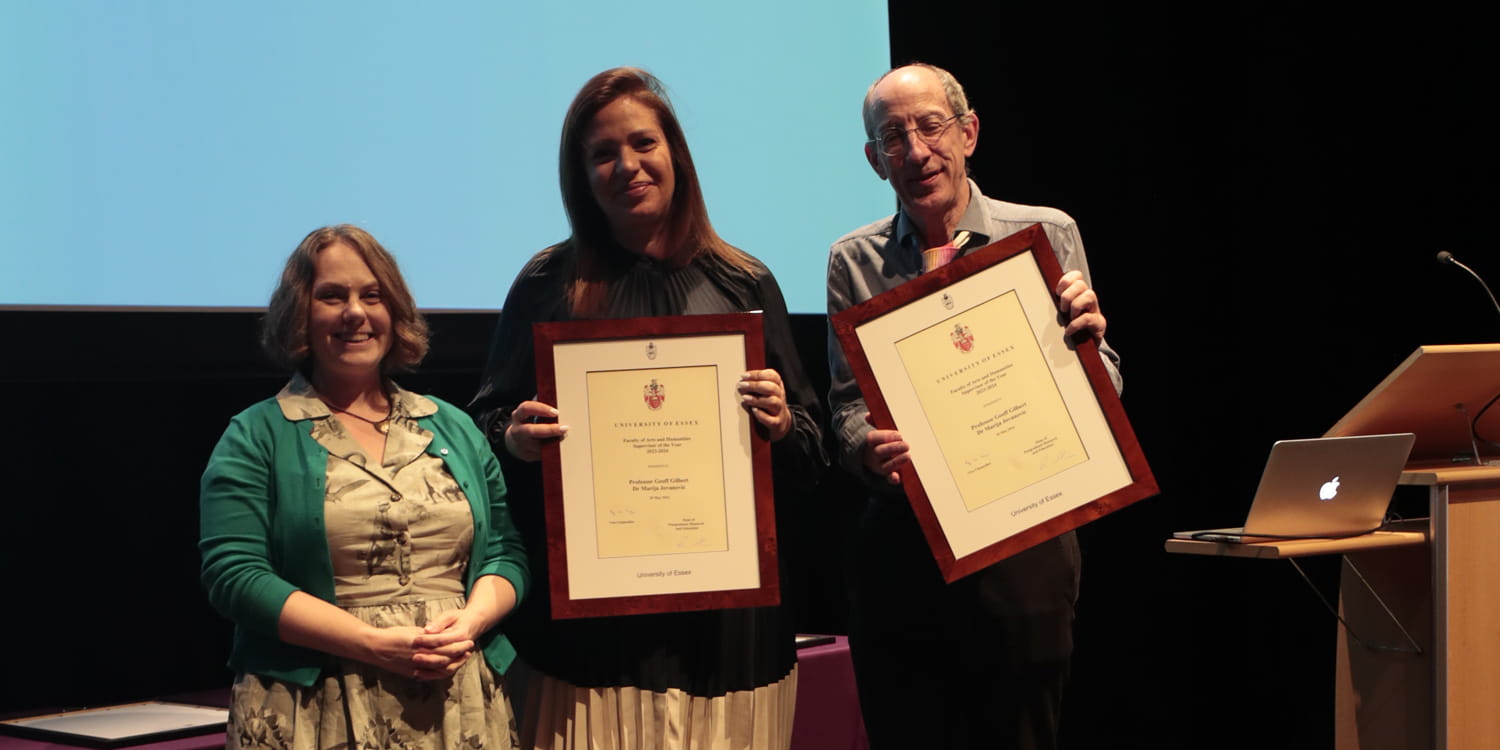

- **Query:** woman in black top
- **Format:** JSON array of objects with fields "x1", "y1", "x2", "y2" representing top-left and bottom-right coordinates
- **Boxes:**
[{"x1": 470, "y1": 67, "x2": 825, "y2": 750}]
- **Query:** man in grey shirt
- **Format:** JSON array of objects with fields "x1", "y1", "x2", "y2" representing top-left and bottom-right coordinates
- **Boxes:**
[{"x1": 826, "y1": 63, "x2": 1121, "y2": 749}]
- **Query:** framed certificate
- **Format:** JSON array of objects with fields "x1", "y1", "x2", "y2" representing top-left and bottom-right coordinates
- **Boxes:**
[
  {"x1": 533, "y1": 313, "x2": 778, "y2": 618},
  {"x1": 831, "y1": 224, "x2": 1157, "y2": 582}
]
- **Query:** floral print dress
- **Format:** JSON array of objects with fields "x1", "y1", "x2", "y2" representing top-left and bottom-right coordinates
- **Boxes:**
[{"x1": 227, "y1": 380, "x2": 518, "y2": 750}]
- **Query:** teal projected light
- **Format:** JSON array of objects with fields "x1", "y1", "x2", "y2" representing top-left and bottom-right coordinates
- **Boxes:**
[{"x1": 0, "y1": 1, "x2": 889, "y2": 312}]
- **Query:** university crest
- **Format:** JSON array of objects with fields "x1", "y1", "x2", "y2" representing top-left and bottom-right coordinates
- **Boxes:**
[
  {"x1": 951, "y1": 323, "x2": 975, "y2": 353},
  {"x1": 643, "y1": 379, "x2": 666, "y2": 410}
]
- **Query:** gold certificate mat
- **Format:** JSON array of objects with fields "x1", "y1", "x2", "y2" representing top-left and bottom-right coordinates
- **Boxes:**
[
  {"x1": 586, "y1": 365, "x2": 729, "y2": 558},
  {"x1": 534, "y1": 313, "x2": 778, "y2": 618}
]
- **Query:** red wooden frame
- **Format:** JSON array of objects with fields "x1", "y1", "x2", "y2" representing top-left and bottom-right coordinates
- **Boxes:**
[
  {"x1": 831, "y1": 225, "x2": 1158, "y2": 582},
  {"x1": 533, "y1": 313, "x2": 779, "y2": 617}
]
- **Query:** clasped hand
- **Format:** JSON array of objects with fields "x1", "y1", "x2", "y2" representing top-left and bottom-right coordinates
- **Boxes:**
[{"x1": 367, "y1": 610, "x2": 485, "y2": 680}]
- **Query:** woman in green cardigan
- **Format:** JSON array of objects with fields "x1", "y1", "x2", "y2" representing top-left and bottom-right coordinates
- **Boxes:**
[{"x1": 200, "y1": 225, "x2": 529, "y2": 750}]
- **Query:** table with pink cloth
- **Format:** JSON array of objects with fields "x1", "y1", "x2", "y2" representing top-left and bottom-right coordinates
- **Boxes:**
[{"x1": 790, "y1": 635, "x2": 869, "y2": 750}]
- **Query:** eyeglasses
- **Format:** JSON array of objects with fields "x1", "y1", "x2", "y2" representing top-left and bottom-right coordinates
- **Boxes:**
[{"x1": 868, "y1": 114, "x2": 963, "y2": 157}]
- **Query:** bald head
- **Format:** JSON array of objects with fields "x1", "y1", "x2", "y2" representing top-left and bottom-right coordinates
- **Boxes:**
[
  {"x1": 860, "y1": 63, "x2": 980, "y2": 246},
  {"x1": 862, "y1": 64, "x2": 972, "y2": 140}
]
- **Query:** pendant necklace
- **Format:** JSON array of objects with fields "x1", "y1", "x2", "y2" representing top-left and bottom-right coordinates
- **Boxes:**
[{"x1": 323, "y1": 400, "x2": 392, "y2": 434}]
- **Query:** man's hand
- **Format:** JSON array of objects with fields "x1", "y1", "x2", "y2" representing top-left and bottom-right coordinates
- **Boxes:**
[{"x1": 1055, "y1": 270, "x2": 1107, "y2": 342}]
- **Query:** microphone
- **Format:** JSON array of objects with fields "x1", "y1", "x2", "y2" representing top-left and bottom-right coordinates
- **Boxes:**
[
  {"x1": 1437, "y1": 251, "x2": 1500, "y2": 464},
  {"x1": 1435, "y1": 251, "x2": 1500, "y2": 322}
]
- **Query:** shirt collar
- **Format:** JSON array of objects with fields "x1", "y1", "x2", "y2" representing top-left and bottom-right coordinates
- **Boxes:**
[
  {"x1": 275, "y1": 371, "x2": 438, "y2": 422},
  {"x1": 893, "y1": 179, "x2": 992, "y2": 257}
]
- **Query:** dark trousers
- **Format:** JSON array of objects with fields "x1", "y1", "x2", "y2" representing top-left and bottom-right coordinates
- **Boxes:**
[{"x1": 846, "y1": 499, "x2": 1080, "y2": 749}]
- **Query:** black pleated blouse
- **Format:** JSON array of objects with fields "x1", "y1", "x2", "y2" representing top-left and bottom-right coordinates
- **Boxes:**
[{"x1": 470, "y1": 242, "x2": 827, "y2": 696}]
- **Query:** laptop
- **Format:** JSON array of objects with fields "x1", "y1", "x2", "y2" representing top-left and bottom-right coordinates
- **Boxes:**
[{"x1": 1173, "y1": 433, "x2": 1415, "y2": 543}]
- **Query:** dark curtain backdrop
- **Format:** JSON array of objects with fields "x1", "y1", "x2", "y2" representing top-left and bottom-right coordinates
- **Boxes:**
[{"x1": 881, "y1": 2, "x2": 1497, "y2": 747}]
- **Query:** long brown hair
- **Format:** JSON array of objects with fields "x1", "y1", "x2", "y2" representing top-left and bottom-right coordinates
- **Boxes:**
[{"x1": 557, "y1": 67, "x2": 755, "y2": 316}]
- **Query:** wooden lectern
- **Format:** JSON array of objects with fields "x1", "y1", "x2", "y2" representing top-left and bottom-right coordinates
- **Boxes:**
[
  {"x1": 1168, "y1": 344, "x2": 1500, "y2": 750},
  {"x1": 1327, "y1": 343, "x2": 1500, "y2": 750}
]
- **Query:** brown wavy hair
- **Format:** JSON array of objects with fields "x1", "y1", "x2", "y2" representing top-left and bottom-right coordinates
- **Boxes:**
[
  {"x1": 557, "y1": 67, "x2": 756, "y2": 316},
  {"x1": 261, "y1": 224, "x2": 429, "y2": 374}
]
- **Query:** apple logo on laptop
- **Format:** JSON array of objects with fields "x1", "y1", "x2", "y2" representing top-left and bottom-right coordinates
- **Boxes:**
[{"x1": 1319, "y1": 476, "x2": 1340, "y2": 501}]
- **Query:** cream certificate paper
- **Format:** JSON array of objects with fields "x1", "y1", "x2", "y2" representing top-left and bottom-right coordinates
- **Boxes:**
[
  {"x1": 552, "y1": 332, "x2": 761, "y2": 600},
  {"x1": 586, "y1": 365, "x2": 729, "y2": 558},
  {"x1": 856, "y1": 253, "x2": 1133, "y2": 558},
  {"x1": 894, "y1": 290, "x2": 1087, "y2": 511}
]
